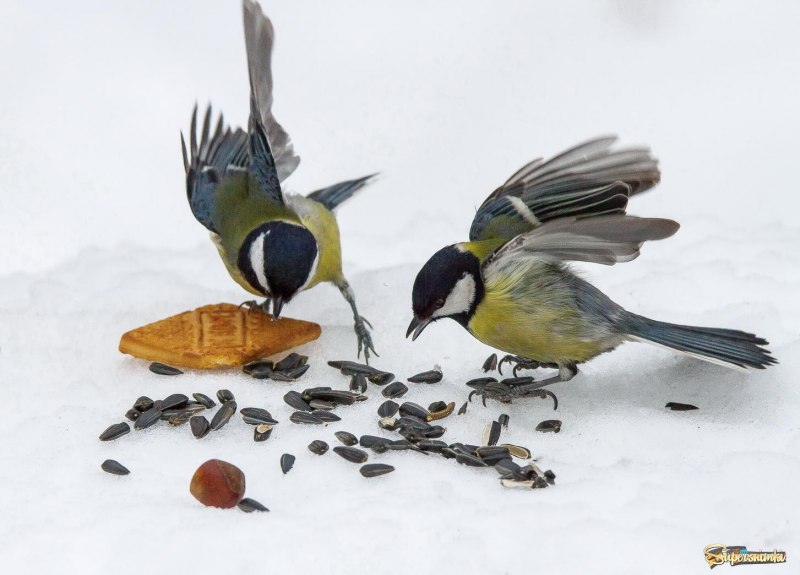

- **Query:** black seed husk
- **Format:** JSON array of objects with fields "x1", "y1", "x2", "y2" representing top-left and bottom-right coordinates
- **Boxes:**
[
  {"x1": 192, "y1": 393, "x2": 216, "y2": 409},
  {"x1": 243, "y1": 359, "x2": 273, "y2": 375},
  {"x1": 99, "y1": 422, "x2": 130, "y2": 441},
  {"x1": 457, "y1": 401, "x2": 468, "y2": 415},
  {"x1": 160, "y1": 393, "x2": 189, "y2": 411},
  {"x1": 368, "y1": 371, "x2": 395, "y2": 386},
  {"x1": 498, "y1": 413, "x2": 510, "y2": 428},
  {"x1": 149, "y1": 362, "x2": 183, "y2": 376},
  {"x1": 133, "y1": 396, "x2": 154, "y2": 412},
  {"x1": 284, "y1": 364, "x2": 310, "y2": 380},
  {"x1": 665, "y1": 402, "x2": 699, "y2": 411},
  {"x1": 484, "y1": 421, "x2": 502, "y2": 446},
  {"x1": 101, "y1": 459, "x2": 130, "y2": 475},
  {"x1": 190, "y1": 415, "x2": 210, "y2": 438},
  {"x1": 308, "y1": 440, "x2": 329, "y2": 455},
  {"x1": 134, "y1": 408, "x2": 162, "y2": 430},
  {"x1": 328, "y1": 360, "x2": 378, "y2": 375},
  {"x1": 360, "y1": 464, "x2": 394, "y2": 477},
  {"x1": 209, "y1": 401, "x2": 237, "y2": 431},
  {"x1": 308, "y1": 399, "x2": 335, "y2": 411},
  {"x1": 240, "y1": 407, "x2": 278, "y2": 425},
  {"x1": 455, "y1": 453, "x2": 488, "y2": 467},
  {"x1": 275, "y1": 352, "x2": 307, "y2": 372},
  {"x1": 314, "y1": 411, "x2": 341, "y2": 423},
  {"x1": 335, "y1": 431, "x2": 358, "y2": 446},
  {"x1": 349, "y1": 373, "x2": 368, "y2": 393},
  {"x1": 216, "y1": 389, "x2": 235, "y2": 404},
  {"x1": 407, "y1": 369, "x2": 443, "y2": 384},
  {"x1": 289, "y1": 411, "x2": 323, "y2": 425},
  {"x1": 284, "y1": 390, "x2": 312, "y2": 412},
  {"x1": 381, "y1": 381, "x2": 408, "y2": 399},
  {"x1": 125, "y1": 408, "x2": 140, "y2": 421},
  {"x1": 359, "y1": 435, "x2": 389, "y2": 448},
  {"x1": 535, "y1": 420, "x2": 562, "y2": 433},
  {"x1": 280, "y1": 453, "x2": 295, "y2": 474},
  {"x1": 238, "y1": 497, "x2": 269, "y2": 512},
  {"x1": 482, "y1": 353, "x2": 498, "y2": 372},
  {"x1": 399, "y1": 402, "x2": 431, "y2": 419},
  {"x1": 333, "y1": 446, "x2": 369, "y2": 464},
  {"x1": 428, "y1": 401, "x2": 447, "y2": 413},
  {"x1": 254, "y1": 424, "x2": 273, "y2": 442}
]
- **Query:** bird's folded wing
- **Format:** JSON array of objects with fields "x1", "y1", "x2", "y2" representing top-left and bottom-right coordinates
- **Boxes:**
[
  {"x1": 470, "y1": 136, "x2": 660, "y2": 242},
  {"x1": 483, "y1": 215, "x2": 679, "y2": 271},
  {"x1": 243, "y1": 0, "x2": 300, "y2": 185}
]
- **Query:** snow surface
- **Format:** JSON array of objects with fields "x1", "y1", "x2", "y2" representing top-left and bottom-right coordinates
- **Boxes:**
[{"x1": 1, "y1": 1, "x2": 798, "y2": 573}]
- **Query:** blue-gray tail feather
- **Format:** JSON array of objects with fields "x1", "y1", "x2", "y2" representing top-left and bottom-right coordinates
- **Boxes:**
[
  {"x1": 307, "y1": 174, "x2": 378, "y2": 211},
  {"x1": 622, "y1": 313, "x2": 777, "y2": 370}
]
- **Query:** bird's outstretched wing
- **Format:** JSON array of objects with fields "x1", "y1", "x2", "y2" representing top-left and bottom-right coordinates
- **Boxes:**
[
  {"x1": 307, "y1": 174, "x2": 378, "y2": 211},
  {"x1": 470, "y1": 136, "x2": 660, "y2": 242},
  {"x1": 483, "y1": 215, "x2": 679, "y2": 272},
  {"x1": 181, "y1": 105, "x2": 249, "y2": 233},
  {"x1": 243, "y1": 0, "x2": 300, "y2": 184}
]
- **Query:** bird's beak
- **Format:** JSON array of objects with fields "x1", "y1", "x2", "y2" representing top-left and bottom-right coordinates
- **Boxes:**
[
  {"x1": 406, "y1": 316, "x2": 432, "y2": 341},
  {"x1": 272, "y1": 297, "x2": 285, "y2": 320}
]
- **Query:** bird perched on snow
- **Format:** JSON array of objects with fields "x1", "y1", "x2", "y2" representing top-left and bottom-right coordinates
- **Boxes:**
[
  {"x1": 181, "y1": 0, "x2": 377, "y2": 361},
  {"x1": 407, "y1": 137, "x2": 775, "y2": 401}
]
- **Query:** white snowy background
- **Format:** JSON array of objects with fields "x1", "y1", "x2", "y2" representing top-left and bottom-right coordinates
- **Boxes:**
[{"x1": 0, "y1": 0, "x2": 798, "y2": 573}]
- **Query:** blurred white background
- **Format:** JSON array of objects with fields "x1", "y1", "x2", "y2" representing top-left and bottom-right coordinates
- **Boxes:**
[{"x1": 1, "y1": 0, "x2": 798, "y2": 276}]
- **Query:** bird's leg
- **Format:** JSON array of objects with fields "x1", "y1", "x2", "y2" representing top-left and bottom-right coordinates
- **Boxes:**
[
  {"x1": 336, "y1": 279, "x2": 378, "y2": 364},
  {"x1": 239, "y1": 296, "x2": 272, "y2": 315},
  {"x1": 470, "y1": 364, "x2": 577, "y2": 410},
  {"x1": 498, "y1": 355, "x2": 559, "y2": 377}
]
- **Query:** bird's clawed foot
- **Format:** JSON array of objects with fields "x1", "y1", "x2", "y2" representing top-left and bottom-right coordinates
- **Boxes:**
[
  {"x1": 239, "y1": 298, "x2": 271, "y2": 315},
  {"x1": 498, "y1": 355, "x2": 558, "y2": 377},
  {"x1": 354, "y1": 316, "x2": 378, "y2": 365},
  {"x1": 468, "y1": 377, "x2": 559, "y2": 410}
]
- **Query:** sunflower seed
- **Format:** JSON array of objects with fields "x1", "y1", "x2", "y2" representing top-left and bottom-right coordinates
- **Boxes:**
[
  {"x1": 494, "y1": 458, "x2": 524, "y2": 478},
  {"x1": 243, "y1": 359, "x2": 273, "y2": 375},
  {"x1": 535, "y1": 420, "x2": 561, "y2": 433},
  {"x1": 125, "y1": 408, "x2": 140, "y2": 421},
  {"x1": 209, "y1": 401, "x2": 237, "y2": 431},
  {"x1": 423, "y1": 425, "x2": 446, "y2": 439},
  {"x1": 466, "y1": 377, "x2": 498, "y2": 389},
  {"x1": 483, "y1": 421, "x2": 502, "y2": 446},
  {"x1": 476, "y1": 446, "x2": 511, "y2": 465},
  {"x1": 333, "y1": 446, "x2": 369, "y2": 464},
  {"x1": 274, "y1": 352, "x2": 307, "y2": 372},
  {"x1": 449, "y1": 442, "x2": 479, "y2": 456},
  {"x1": 304, "y1": 389, "x2": 357, "y2": 406},
  {"x1": 544, "y1": 469, "x2": 556, "y2": 484},
  {"x1": 399, "y1": 402, "x2": 430, "y2": 420},
  {"x1": 308, "y1": 399, "x2": 335, "y2": 411},
  {"x1": 498, "y1": 413, "x2": 510, "y2": 428},
  {"x1": 314, "y1": 411, "x2": 341, "y2": 423},
  {"x1": 328, "y1": 360, "x2": 377, "y2": 375},
  {"x1": 427, "y1": 401, "x2": 446, "y2": 413},
  {"x1": 308, "y1": 440, "x2": 329, "y2": 455},
  {"x1": 501, "y1": 478, "x2": 534, "y2": 489},
  {"x1": 427, "y1": 402, "x2": 455, "y2": 421},
  {"x1": 192, "y1": 393, "x2": 216, "y2": 409},
  {"x1": 254, "y1": 424, "x2": 273, "y2": 442},
  {"x1": 499, "y1": 444, "x2": 532, "y2": 459},
  {"x1": 133, "y1": 396, "x2": 154, "y2": 412},
  {"x1": 280, "y1": 453, "x2": 295, "y2": 474},
  {"x1": 377, "y1": 400, "x2": 399, "y2": 417},
  {"x1": 238, "y1": 497, "x2": 269, "y2": 512},
  {"x1": 381, "y1": 381, "x2": 408, "y2": 399},
  {"x1": 378, "y1": 416, "x2": 399, "y2": 431},
  {"x1": 216, "y1": 389, "x2": 235, "y2": 403},
  {"x1": 168, "y1": 411, "x2": 194, "y2": 426},
  {"x1": 349, "y1": 373, "x2": 368, "y2": 393},
  {"x1": 99, "y1": 422, "x2": 130, "y2": 441},
  {"x1": 101, "y1": 459, "x2": 130, "y2": 475},
  {"x1": 368, "y1": 371, "x2": 395, "y2": 386},
  {"x1": 240, "y1": 407, "x2": 279, "y2": 426},
  {"x1": 360, "y1": 463, "x2": 395, "y2": 477},
  {"x1": 359, "y1": 435, "x2": 389, "y2": 448},
  {"x1": 417, "y1": 440, "x2": 448, "y2": 453},
  {"x1": 284, "y1": 364, "x2": 310, "y2": 380},
  {"x1": 149, "y1": 362, "x2": 183, "y2": 376},
  {"x1": 665, "y1": 402, "x2": 699, "y2": 411},
  {"x1": 284, "y1": 390, "x2": 312, "y2": 412},
  {"x1": 134, "y1": 407, "x2": 162, "y2": 430},
  {"x1": 160, "y1": 393, "x2": 189, "y2": 411},
  {"x1": 482, "y1": 353, "x2": 498, "y2": 372},
  {"x1": 457, "y1": 402, "x2": 468, "y2": 415},
  {"x1": 455, "y1": 453, "x2": 488, "y2": 467},
  {"x1": 247, "y1": 366, "x2": 276, "y2": 380},
  {"x1": 407, "y1": 368, "x2": 443, "y2": 384},
  {"x1": 397, "y1": 416, "x2": 432, "y2": 430},
  {"x1": 289, "y1": 411, "x2": 324, "y2": 425},
  {"x1": 335, "y1": 431, "x2": 358, "y2": 446},
  {"x1": 190, "y1": 415, "x2": 210, "y2": 438}
]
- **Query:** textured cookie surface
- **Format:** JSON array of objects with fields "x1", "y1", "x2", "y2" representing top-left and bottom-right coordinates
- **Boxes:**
[{"x1": 119, "y1": 304, "x2": 321, "y2": 368}]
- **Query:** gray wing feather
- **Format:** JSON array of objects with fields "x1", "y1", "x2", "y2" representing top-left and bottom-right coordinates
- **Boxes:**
[
  {"x1": 307, "y1": 174, "x2": 378, "y2": 211},
  {"x1": 485, "y1": 215, "x2": 679, "y2": 269},
  {"x1": 243, "y1": 0, "x2": 300, "y2": 183},
  {"x1": 470, "y1": 136, "x2": 661, "y2": 241},
  {"x1": 181, "y1": 105, "x2": 248, "y2": 233}
]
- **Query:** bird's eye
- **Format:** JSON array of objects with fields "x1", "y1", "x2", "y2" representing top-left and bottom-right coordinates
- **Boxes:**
[{"x1": 434, "y1": 298, "x2": 445, "y2": 309}]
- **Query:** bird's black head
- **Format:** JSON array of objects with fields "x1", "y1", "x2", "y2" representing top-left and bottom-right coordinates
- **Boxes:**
[
  {"x1": 238, "y1": 221, "x2": 319, "y2": 318},
  {"x1": 407, "y1": 244, "x2": 484, "y2": 340}
]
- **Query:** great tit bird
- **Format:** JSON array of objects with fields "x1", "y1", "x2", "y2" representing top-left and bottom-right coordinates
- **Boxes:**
[
  {"x1": 181, "y1": 0, "x2": 377, "y2": 360},
  {"x1": 408, "y1": 137, "x2": 775, "y2": 401}
]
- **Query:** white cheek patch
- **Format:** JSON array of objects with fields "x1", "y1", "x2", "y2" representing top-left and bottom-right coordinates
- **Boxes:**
[
  {"x1": 248, "y1": 232, "x2": 270, "y2": 294},
  {"x1": 432, "y1": 274, "x2": 476, "y2": 318}
]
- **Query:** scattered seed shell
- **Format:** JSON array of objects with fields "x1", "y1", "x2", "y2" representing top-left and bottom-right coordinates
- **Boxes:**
[
  {"x1": 238, "y1": 497, "x2": 269, "y2": 512},
  {"x1": 457, "y1": 402, "x2": 468, "y2": 415},
  {"x1": 498, "y1": 414, "x2": 510, "y2": 428},
  {"x1": 149, "y1": 362, "x2": 183, "y2": 376},
  {"x1": 275, "y1": 352, "x2": 307, "y2": 372},
  {"x1": 665, "y1": 402, "x2": 699, "y2": 411},
  {"x1": 308, "y1": 399, "x2": 335, "y2": 411},
  {"x1": 377, "y1": 400, "x2": 399, "y2": 417},
  {"x1": 160, "y1": 393, "x2": 189, "y2": 411},
  {"x1": 360, "y1": 463, "x2": 395, "y2": 477},
  {"x1": 253, "y1": 424, "x2": 273, "y2": 442},
  {"x1": 482, "y1": 353, "x2": 498, "y2": 372},
  {"x1": 499, "y1": 444, "x2": 532, "y2": 460},
  {"x1": 333, "y1": 446, "x2": 369, "y2": 464},
  {"x1": 101, "y1": 459, "x2": 130, "y2": 475},
  {"x1": 284, "y1": 364, "x2": 310, "y2": 380},
  {"x1": 99, "y1": 422, "x2": 130, "y2": 441},
  {"x1": 133, "y1": 396, "x2": 154, "y2": 412},
  {"x1": 368, "y1": 371, "x2": 395, "y2": 386},
  {"x1": 308, "y1": 440, "x2": 329, "y2": 455},
  {"x1": 243, "y1": 359, "x2": 273, "y2": 375},
  {"x1": 381, "y1": 381, "x2": 408, "y2": 399},
  {"x1": 399, "y1": 402, "x2": 431, "y2": 419},
  {"x1": 314, "y1": 411, "x2": 341, "y2": 423},
  {"x1": 280, "y1": 453, "x2": 295, "y2": 474},
  {"x1": 190, "y1": 415, "x2": 210, "y2": 438},
  {"x1": 483, "y1": 421, "x2": 502, "y2": 446},
  {"x1": 535, "y1": 420, "x2": 562, "y2": 433},
  {"x1": 134, "y1": 407, "x2": 162, "y2": 430},
  {"x1": 427, "y1": 401, "x2": 455, "y2": 422},
  {"x1": 124, "y1": 408, "x2": 140, "y2": 422},
  {"x1": 349, "y1": 373, "x2": 368, "y2": 393},
  {"x1": 407, "y1": 368, "x2": 443, "y2": 384},
  {"x1": 192, "y1": 393, "x2": 216, "y2": 409},
  {"x1": 455, "y1": 453, "x2": 488, "y2": 467},
  {"x1": 209, "y1": 401, "x2": 237, "y2": 431},
  {"x1": 335, "y1": 431, "x2": 358, "y2": 446},
  {"x1": 216, "y1": 389, "x2": 235, "y2": 403},
  {"x1": 283, "y1": 390, "x2": 312, "y2": 412},
  {"x1": 289, "y1": 411, "x2": 324, "y2": 425},
  {"x1": 428, "y1": 401, "x2": 447, "y2": 413},
  {"x1": 240, "y1": 407, "x2": 278, "y2": 426}
]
